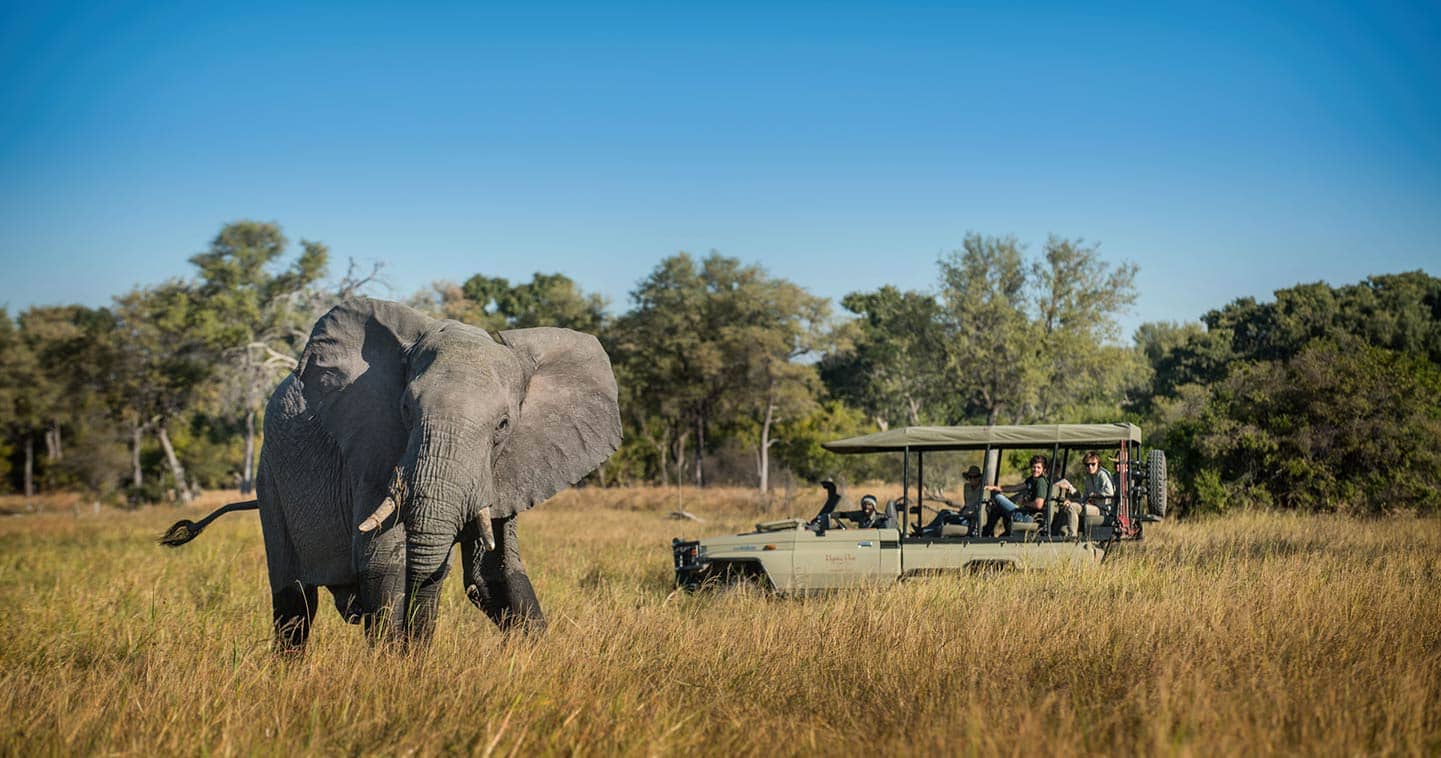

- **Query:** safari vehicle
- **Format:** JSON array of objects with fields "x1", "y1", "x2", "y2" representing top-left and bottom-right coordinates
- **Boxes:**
[{"x1": 672, "y1": 423, "x2": 1166, "y2": 593}]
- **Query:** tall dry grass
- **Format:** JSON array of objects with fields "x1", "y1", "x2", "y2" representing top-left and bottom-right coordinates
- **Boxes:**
[{"x1": 1, "y1": 487, "x2": 1437, "y2": 755}]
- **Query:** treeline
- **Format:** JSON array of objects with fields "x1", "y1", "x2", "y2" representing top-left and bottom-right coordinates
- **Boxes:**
[{"x1": 2, "y1": 221, "x2": 1437, "y2": 515}]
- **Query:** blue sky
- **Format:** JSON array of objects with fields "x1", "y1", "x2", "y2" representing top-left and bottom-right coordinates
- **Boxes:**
[{"x1": 2, "y1": 1, "x2": 1437, "y2": 337}]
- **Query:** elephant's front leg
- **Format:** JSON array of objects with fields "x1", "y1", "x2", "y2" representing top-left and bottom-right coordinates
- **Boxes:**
[
  {"x1": 355, "y1": 524, "x2": 407, "y2": 642},
  {"x1": 461, "y1": 514, "x2": 546, "y2": 632}
]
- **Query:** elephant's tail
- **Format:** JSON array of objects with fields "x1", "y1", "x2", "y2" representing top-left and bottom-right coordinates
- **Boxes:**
[{"x1": 159, "y1": 499, "x2": 260, "y2": 547}]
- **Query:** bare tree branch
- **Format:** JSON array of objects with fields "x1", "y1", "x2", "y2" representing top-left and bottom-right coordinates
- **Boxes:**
[
  {"x1": 335, "y1": 258, "x2": 388, "y2": 300},
  {"x1": 247, "y1": 341, "x2": 299, "y2": 370}
]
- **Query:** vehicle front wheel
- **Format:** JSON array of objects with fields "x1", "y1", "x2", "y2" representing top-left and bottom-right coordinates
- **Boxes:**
[{"x1": 704, "y1": 561, "x2": 773, "y2": 593}]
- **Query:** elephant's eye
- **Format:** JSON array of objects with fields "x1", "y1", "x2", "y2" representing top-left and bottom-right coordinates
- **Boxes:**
[{"x1": 494, "y1": 416, "x2": 510, "y2": 444}]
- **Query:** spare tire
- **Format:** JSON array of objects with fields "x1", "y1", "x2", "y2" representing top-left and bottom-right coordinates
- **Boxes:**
[{"x1": 1147, "y1": 449, "x2": 1168, "y2": 517}]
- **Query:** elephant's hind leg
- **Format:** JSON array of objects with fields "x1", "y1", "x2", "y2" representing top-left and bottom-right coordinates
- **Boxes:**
[
  {"x1": 461, "y1": 514, "x2": 546, "y2": 633},
  {"x1": 273, "y1": 582, "x2": 319, "y2": 653},
  {"x1": 258, "y1": 461, "x2": 323, "y2": 654}
]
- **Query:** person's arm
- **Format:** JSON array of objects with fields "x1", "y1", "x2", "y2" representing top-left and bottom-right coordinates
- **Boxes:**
[
  {"x1": 1028, "y1": 476, "x2": 1047, "y2": 510},
  {"x1": 1086, "y1": 471, "x2": 1116, "y2": 503}
]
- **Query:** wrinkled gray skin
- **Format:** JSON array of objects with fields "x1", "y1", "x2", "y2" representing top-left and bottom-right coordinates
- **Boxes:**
[{"x1": 258, "y1": 298, "x2": 620, "y2": 650}]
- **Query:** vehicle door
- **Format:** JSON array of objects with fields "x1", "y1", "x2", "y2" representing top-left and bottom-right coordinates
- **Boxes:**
[{"x1": 791, "y1": 525, "x2": 896, "y2": 589}]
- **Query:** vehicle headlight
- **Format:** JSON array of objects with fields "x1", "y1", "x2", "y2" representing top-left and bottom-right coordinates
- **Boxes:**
[{"x1": 673, "y1": 540, "x2": 705, "y2": 568}]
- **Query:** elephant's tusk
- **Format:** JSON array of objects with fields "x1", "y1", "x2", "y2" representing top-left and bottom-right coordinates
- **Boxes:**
[
  {"x1": 358, "y1": 497, "x2": 396, "y2": 533},
  {"x1": 476, "y1": 506, "x2": 496, "y2": 551}
]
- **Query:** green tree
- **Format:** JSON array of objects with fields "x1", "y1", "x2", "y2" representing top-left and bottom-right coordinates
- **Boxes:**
[
  {"x1": 0, "y1": 309, "x2": 44, "y2": 499},
  {"x1": 1139, "y1": 273, "x2": 1441, "y2": 514},
  {"x1": 1165, "y1": 340, "x2": 1441, "y2": 515},
  {"x1": 1157, "y1": 271, "x2": 1441, "y2": 393},
  {"x1": 613, "y1": 252, "x2": 828, "y2": 489},
  {"x1": 110, "y1": 282, "x2": 214, "y2": 502},
  {"x1": 1028, "y1": 236, "x2": 1139, "y2": 418},
  {"x1": 771, "y1": 401, "x2": 895, "y2": 484},
  {"x1": 187, "y1": 220, "x2": 329, "y2": 493},
  {"x1": 14, "y1": 305, "x2": 126, "y2": 494},
  {"x1": 820, "y1": 286, "x2": 948, "y2": 428},
  {"x1": 712, "y1": 268, "x2": 830, "y2": 494},
  {"x1": 937, "y1": 234, "x2": 1036, "y2": 424},
  {"x1": 421, "y1": 272, "x2": 608, "y2": 332},
  {"x1": 612, "y1": 254, "x2": 721, "y2": 487},
  {"x1": 937, "y1": 233, "x2": 1137, "y2": 424}
]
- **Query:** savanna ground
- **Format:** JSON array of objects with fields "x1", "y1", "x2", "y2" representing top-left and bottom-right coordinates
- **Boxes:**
[{"x1": 1, "y1": 486, "x2": 1438, "y2": 756}]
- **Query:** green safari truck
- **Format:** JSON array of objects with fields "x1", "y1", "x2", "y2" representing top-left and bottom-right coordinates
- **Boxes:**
[{"x1": 672, "y1": 423, "x2": 1166, "y2": 593}]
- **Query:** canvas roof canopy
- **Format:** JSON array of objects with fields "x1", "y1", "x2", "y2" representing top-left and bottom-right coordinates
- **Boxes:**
[{"x1": 821, "y1": 423, "x2": 1142, "y2": 454}]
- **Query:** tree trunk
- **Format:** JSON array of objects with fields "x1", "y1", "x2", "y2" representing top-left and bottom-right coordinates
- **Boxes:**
[
  {"x1": 131, "y1": 425, "x2": 144, "y2": 489},
  {"x1": 155, "y1": 423, "x2": 193, "y2": 503},
  {"x1": 45, "y1": 422, "x2": 62, "y2": 462},
  {"x1": 673, "y1": 429, "x2": 689, "y2": 491},
  {"x1": 23, "y1": 434, "x2": 34, "y2": 499},
  {"x1": 640, "y1": 428, "x2": 669, "y2": 487},
  {"x1": 693, "y1": 414, "x2": 705, "y2": 488},
  {"x1": 241, "y1": 407, "x2": 257, "y2": 495},
  {"x1": 757, "y1": 395, "x2": 775, "y2": 495}
]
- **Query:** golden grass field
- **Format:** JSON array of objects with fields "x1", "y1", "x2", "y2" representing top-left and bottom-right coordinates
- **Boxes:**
[{"x1": 1, "y1": 486, "x2": 1438, "y2": 756}]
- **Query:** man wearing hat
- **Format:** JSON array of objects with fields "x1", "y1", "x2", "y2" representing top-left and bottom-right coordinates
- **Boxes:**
[
  {"x1": 960, "y1": 465, "x2": 985, "y2": 508},
  {"x1": 917, "y1": 465, "x2": 985, "y2": 536}
]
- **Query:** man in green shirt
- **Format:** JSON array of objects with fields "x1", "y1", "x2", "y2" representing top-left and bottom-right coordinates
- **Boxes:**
[{"x1": 985, "y1": 455, "x2": 1049, "y2": 537}]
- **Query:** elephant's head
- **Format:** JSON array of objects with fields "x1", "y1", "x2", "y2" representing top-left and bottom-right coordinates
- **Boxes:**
[{"x1": 293, "y1": 298, "x2": 620, "y2": 626}]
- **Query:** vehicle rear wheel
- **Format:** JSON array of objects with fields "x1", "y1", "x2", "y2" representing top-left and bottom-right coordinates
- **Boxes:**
[{"x1": 1146, "y1": 449, "x2": 1168, "y2": 517}]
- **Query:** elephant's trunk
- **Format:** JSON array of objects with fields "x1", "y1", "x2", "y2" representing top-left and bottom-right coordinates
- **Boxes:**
[{"x1": 398, "y1": 422, "x2": 494, "y2": 640}]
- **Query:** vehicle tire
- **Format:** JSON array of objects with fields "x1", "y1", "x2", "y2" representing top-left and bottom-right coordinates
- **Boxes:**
[
  {"x1": 708, "y1": 561, "x2": 771, "y2": 594},
  {"x1": 1146, "y1": 449, "x2": 1168, "y2": 517}
]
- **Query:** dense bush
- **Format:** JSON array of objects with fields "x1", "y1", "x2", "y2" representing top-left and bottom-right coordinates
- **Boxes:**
[{"x1": 1157, "y1": 339, "x2": 1441, "y2": 515}]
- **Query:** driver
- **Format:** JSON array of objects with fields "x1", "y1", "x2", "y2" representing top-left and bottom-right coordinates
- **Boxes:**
[{"x1": 837, "y1": 494, "x2": 884, "y2": 528}]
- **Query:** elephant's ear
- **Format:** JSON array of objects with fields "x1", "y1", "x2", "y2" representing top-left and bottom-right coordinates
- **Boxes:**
[
  {"x1": 295, "y1": 299, "x2": 434, "y2": 492},
  {"x1": 493, "y1": 327, "x2": 621, "y2": 515}
]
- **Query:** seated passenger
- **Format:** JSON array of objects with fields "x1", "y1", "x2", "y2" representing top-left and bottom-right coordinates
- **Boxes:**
[
  {"x1": 918, "y1": 466, "x2": 985, "y2": 536},
  {"x1": 1054, "y1": 451, "x2": 1114, "y2": 538},
  {"x1": 984, "y1": 455, "x2": 1049, "y2": 537}
]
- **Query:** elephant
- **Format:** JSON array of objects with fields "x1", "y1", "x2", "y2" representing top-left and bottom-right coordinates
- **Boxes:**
[{"x1": 162, "y1": 297, "x2": 621, "y2": 650}]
